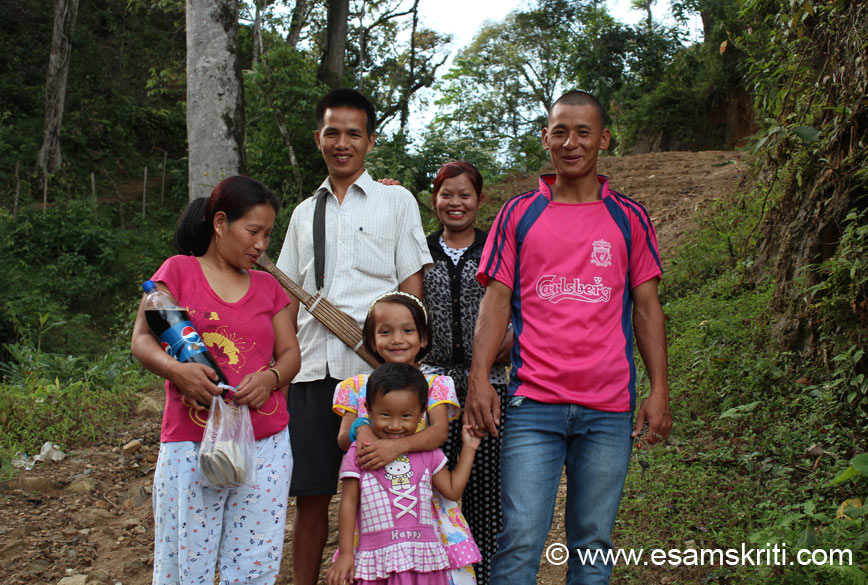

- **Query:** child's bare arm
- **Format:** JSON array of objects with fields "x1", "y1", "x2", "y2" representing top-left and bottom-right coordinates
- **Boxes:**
[
  {"x1": 431, "y1": 425, "x2": 480, "y2": 500},
  {"x1": 337, "y1": 412, "x2": 357, "y2": 451},
  {"x1": 357, "y1": 403, "x2": 450, "y2": 469},
  {"x1": 325, "y1": 478, "x2": 359, "y2": 585}
]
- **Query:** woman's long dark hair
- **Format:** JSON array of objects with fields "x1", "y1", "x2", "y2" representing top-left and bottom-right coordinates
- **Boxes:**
[{"x1": 173, "y1": 175, "x2": 279, "y2": 256}]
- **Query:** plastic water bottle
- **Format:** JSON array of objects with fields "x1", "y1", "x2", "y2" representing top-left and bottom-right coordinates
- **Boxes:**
[{"x1": 141, "y1": 280, "x2": 229, "y2": 387}]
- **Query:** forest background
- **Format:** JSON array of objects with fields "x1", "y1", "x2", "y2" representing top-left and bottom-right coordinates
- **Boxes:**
[{"x1": 0, "y1": 0, "x2": 865, "y2": 583}]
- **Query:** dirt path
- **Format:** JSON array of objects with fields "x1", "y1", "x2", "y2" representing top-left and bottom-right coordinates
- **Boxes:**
[{"x1": 0, "y1": 151, "x2": 750, "y2": 585}]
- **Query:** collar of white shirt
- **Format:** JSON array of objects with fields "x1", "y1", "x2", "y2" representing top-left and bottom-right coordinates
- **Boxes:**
[{"x1": 315, "y1": 169, "x2": 377, "y2": 200}]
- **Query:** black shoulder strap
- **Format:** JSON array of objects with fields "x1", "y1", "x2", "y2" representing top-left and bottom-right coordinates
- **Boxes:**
[{"x1": 313, "y1": 191, "x2": 327, "y2": 291}]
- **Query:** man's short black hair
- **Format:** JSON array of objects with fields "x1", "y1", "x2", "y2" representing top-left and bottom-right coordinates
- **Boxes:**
[
  {"x1": 315, "y1": 88, "x2": 377, "y2": 136},
  {"x1": 550, "y1": 90, "x2": 609, "y2": 127},
  {"x1": 366, "y1": 362, "x2": 428, "y2": 412}
]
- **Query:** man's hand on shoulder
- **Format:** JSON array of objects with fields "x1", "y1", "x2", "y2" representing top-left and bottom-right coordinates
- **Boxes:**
[{"x1": 376, "y1": 177, "x2": 402, "y2": 187}]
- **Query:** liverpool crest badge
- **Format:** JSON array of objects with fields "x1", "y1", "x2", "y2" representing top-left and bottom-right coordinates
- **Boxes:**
[{"x1": 590, "y1": 239, "x2": 612, "y2": 267}]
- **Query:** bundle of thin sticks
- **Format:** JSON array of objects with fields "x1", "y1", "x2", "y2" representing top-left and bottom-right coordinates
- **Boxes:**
[{"x1": 255, "y1": 253, "x2": 380, "y2": 368}]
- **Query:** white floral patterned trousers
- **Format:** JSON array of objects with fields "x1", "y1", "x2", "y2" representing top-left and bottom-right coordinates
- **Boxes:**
[{"x1": 151, "y1": 428, "x2": 292, "y2": 585}]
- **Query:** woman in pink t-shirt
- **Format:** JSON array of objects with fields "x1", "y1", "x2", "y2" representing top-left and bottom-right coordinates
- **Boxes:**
[{"x1": 131, "y1": 175, "x2": 300, "y2": 585}]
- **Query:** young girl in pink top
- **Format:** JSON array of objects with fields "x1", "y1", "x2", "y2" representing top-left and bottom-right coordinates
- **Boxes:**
[
  {"x1": 332, "y1": 292, "x2": 481, "y2": 584},
  {"x1": 131, "y1": 176, "x2": 300, "y2": 585},
  {"x1": 326, "y1": 362, "x2": 480, "y2": 585}
]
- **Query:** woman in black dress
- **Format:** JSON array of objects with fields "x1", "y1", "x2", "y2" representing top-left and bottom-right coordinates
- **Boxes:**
[{"x1": 421, "y1": 161, "x2": 511, "y2": 585}]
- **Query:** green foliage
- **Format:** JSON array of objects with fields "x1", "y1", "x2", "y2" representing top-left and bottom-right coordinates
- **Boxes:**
[
  {"x1": 660, "y1": 190, "x2": 762, "y2": 302},
  {"x1": 805, "y1": 208, "x2": 868, "y2": 342},
  {"x1": 432, "y1": 0, "x2": 699, "y2": 168},
  {"x1": 348, "y1": 12, "x2": 451, "y2": 136},
  {"x1": 431, "y1": 0, "x2": 582, "y2": 172},
  {"x1": 0, "y1": 198, "x2": 178, "y2": 359},
  {"x1": 0, "y1": 342, "x2": 152, "y2": 475},
  {"x1": 614, "y1": 170, "x2": 868, "y2": 584},
  {"x1": 738, "y1": 0, "x2": 867, "y2": 421},
  {"x1": 747, "y1": 452, "x2": 868, "y2": 585},
  {"x1": 0, "y1": 0, "x2": 186, "y2": 205},
  {"x1": 613, "y1": 31, "x2": 743, "y2": 153},
  {"x1": 244, "y1": 45, "x2": 327, "y2": 204}
]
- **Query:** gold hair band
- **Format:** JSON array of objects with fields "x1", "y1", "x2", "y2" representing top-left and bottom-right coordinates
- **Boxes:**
[{"x1": 371, "y1": 291, "x2": 428, "y2": 325}]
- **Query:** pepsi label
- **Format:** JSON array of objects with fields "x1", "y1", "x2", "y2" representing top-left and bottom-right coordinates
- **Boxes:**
[{"x1": 158, "y1": 320, "x2": 210, "y2": 362}]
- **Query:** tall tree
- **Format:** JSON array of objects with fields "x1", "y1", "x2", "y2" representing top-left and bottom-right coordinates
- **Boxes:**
[
  {"x1": 186, "y1": 0, "x2": 246, "y2": 200},
  {"x1": 37, "y1": 0, "x2": 79, "y2": 181},
  {"x1": 251, "y1": 0, "x2": 274, "y2": 66},
  {"x1": 433, "y1": 1, "x2": 585, "y2": 170},
  {"x1": 318, "y1": 0, "x2": 349, "y2": 88},
  {"x1": 286, "y1": 0, "x2": 311, "y2": 49},
  {"x1": 632, "y1": 0, "x2": 655, "y2": 30},
  {"x1": 342, "y1": 0, "x2": 448, "y2": 136}
]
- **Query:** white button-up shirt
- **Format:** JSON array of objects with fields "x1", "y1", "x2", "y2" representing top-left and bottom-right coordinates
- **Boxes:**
[{"x1": 276, "y1": 170, "x2": 432, "y2": 382}]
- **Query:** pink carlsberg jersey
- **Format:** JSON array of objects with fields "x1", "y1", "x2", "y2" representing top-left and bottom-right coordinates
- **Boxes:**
[{"x1": 478, "y1": 175, "x2": 662, "y2": 412}]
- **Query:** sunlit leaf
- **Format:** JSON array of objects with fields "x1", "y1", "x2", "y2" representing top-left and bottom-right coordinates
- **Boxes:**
[
  {"x1": 852, "y1": 453, "x2": 868, "y2": 475},
  {"x1": 719, "y1": 401, "x2": 761, "y2": 419},
  {"x1": 829, "y1": 466, "x2": 862, "y2": 485},
  {"x1": 791, "y1": 125, "x2": 820, "y2": 142}
]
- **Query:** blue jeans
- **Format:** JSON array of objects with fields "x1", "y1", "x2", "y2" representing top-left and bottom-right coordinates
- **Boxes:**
[{"x1": 489, "y1": 397, "x2": 633, "y2": 585}]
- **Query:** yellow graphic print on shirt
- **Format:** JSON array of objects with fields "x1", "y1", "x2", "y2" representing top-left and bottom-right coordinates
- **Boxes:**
[
  {"x1": 185, "y1": 326, "x2": 277, "y2": 427},
  {"x1": 202, "y1": 331, "x2": 242, "y2": 366}
]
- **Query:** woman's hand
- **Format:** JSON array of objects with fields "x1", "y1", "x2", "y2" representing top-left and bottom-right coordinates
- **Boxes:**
[
  {"x1": 233, "y1": 370, "x2": 275, "y2": 410},
  {"x1": 169, "y1": 362, "x2": 223, "y2": 411}
]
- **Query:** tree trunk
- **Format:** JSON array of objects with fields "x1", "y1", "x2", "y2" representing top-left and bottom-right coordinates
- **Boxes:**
[
  {"x1": 286, "y1": 0, "x2": 309, "y2": 49},
  {"x1": 186, "y1": 0, "x2": 246, "y2": 200},
  {"x1": 252, "y1": 1, "x2": 263, "y2": 66},
  {"x1": 318, "y1": 0, "x2": 349, "y2": 88},
  {"x1": 398, "y1": 0, "x2": 419, "y2": 137},
  {"x1": 274, "y1": 110, "x2": 305, "y2": 202},
  {"x1": 37, "y1": 0, "x2": 79, "y2": 179},
  {"x1": 252, "y1": 0, "x2": 272, "y2": 67}
]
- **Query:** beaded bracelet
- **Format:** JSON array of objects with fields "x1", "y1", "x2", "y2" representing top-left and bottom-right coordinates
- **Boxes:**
[{"x1": 349, "y1": 416, "x2": 371, "y2": 442}]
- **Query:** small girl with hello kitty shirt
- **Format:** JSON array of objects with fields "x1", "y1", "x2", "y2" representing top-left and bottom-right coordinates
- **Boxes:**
[
  {"x1": 332, "y1": 292, "x2": 480, "y2": 584},
  {"x1": 326, "y1": 362, "x2": 480, "y2": 585}
]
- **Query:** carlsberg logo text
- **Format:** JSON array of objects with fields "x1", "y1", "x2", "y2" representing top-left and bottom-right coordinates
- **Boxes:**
[{"x1": 536, "y1": 275, "x2": 612, "y2": 304}]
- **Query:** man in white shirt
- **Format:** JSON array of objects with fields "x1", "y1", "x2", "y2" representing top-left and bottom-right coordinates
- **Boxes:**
[{"x1": 276, "y1": 88, "x2": 432, "y2": 585}]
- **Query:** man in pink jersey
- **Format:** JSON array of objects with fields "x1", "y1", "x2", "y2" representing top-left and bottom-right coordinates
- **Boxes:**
[{"x1": 466, "y1": 90, "x2": 671, "y2": 585}]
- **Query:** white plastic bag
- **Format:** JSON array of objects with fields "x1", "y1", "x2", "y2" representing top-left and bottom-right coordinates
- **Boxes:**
[{"x1": 198, "y1": 394, "x2": 255, "y2": 489}]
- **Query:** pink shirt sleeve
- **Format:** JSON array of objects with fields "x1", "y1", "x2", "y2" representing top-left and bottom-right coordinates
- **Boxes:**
[
  {"x1": 151, "y1": 255, "x2": 188, "y2": 300},
  {"x1": 477, "y1": 201, "x2": 518, "y2": 290},
  {"x1": 339, "y1": 444, "x2": 362, "y2": 479},
  {"x1": 264, "y1": 271, "x2": 292, "y2": 316},
  {"x1": 627, "y1": 204, "x2": 663, "y2": 289},
  {"x1": 430, "y1": 448, "x2": 447, "y2": 475}
]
